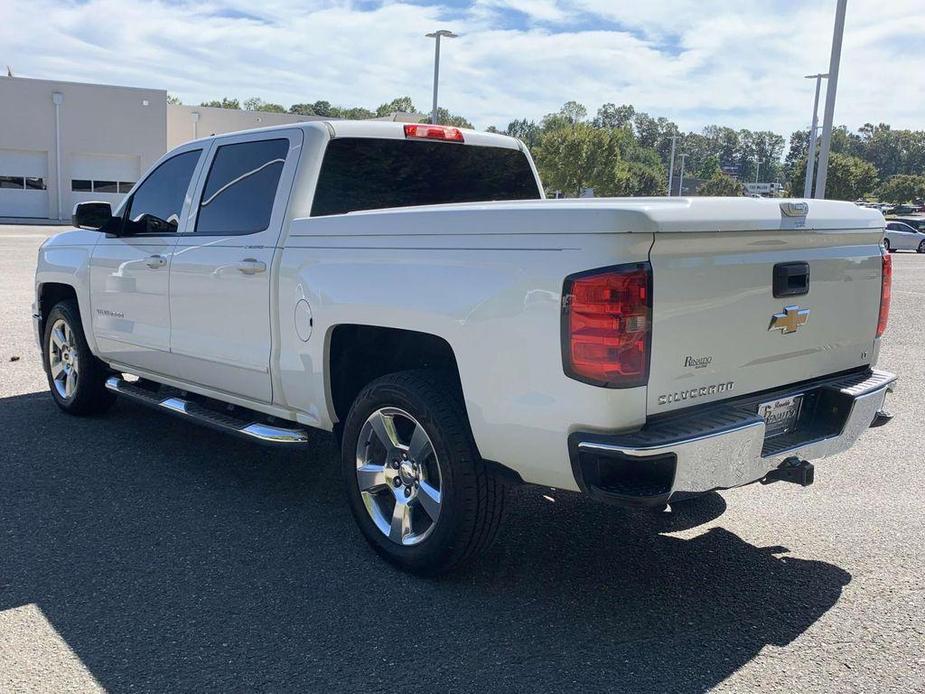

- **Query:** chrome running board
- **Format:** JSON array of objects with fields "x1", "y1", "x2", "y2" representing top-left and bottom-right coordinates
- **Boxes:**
[{"x1": 105, "y1": 376, "x2": 310, "y2": 445}]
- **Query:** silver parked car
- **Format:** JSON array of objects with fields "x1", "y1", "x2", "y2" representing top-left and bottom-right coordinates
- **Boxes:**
[{"x1": 884, "y1": 220, "x2": 925, "y2": 253}]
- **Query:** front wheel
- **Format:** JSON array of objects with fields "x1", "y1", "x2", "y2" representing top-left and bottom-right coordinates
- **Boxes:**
[
  {"x1": 918, "y1": 240, "x2": 925, "y2": 254},
  {"x1": 43, "y1": 300, "x2": 115, "y2": 415},
  {"x1": 341, "y1": 370, "x2": 505, "y2": 575},
  {"x1": 883, "y1": 239, "x2": 892, "y2": 252}
]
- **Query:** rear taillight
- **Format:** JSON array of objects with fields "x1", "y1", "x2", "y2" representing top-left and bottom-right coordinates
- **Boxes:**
[
  {"x1": 562, "y1": 263, "x2": 652, "y2": 388},
  {"x1": 877, "y1": 250, "x2": 892, "y2": 338},
  {"x1": 403, "y1": 124, "x2": 465, "y2": 142}
]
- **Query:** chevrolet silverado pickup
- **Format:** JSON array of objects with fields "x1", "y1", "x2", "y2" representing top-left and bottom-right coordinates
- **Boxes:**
[{"x1": 33, "y1": 121, "x2": 896, "y2": 574}]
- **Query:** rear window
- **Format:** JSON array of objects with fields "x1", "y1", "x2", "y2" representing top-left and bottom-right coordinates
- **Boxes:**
[{"x1": 311, "y1": 138, "x2": 540, "y2": 217}]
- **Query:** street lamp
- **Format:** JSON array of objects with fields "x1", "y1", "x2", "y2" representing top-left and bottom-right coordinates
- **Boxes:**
[
  {"x1": 814, "y1": 0, "x2": 847, "y2": 199},
  {"x1": 426, "y1": 29, "x2": 458, "y2": 125},
  {"x1": 678, "y1": 153, "x2": 688, "y2": 197},
  {"x1": 803, "y1": 73, "x2": 828, "y2": 198},
  {"x1": 667, "y1": 134, "x2": 678, "y2": 196}
]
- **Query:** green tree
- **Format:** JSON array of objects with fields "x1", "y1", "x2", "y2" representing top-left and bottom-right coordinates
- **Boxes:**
[
  {"x1": 434, "y1": 107, "x2": 473, "y2": 128},
  {"x1": 339, "y1": 106, "x2": 376, "y2": 120},
  {"x1": 593, "y1": 103, "x2": 635, "y2": 130},
  {"x1": 166, "y1": 93, "x2": 182, "y2": 105},
  {"x1": 790, "y1": 153, "x2": 878, "y2": 201},
  {"x1": 534, "y1": 123, "x2": 664, "y2": 197},
  {"x1": 291, "y1": 100, "x2": 333, "y2": 116},
  {"x1": 559, "y1": 100, "x2": 588, "y2": 124},
  {"x1": 698, "y1": 173, "x2": 744, "y2": 197},
  {"x1": 878, "y1": 174, "x2": 925, "y2": 203},
  {"x1": 243, "y1": 97, "x2": 286, "y2": 113},
  {"x1": 698, "y1": 154, "x2": 722, "y2": 179},
  {"x1": 200, "y1": 97, "x2": 241, "y2": 109},
  {"x1": 504, "y1": 119, "x2": 541, "y2": 150},
  {"x1": 376, "y1": 96, "x2": 417, "y2": 117}
]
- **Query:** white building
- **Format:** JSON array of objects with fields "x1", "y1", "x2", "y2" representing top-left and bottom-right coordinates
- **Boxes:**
[{"x1": 0, "y1": 76, "x2": 325, "y2": 221}]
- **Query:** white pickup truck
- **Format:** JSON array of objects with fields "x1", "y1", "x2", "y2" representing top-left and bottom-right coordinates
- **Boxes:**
[{"x1": 34, "y1": 121, "x2": 896, "y2": 574}]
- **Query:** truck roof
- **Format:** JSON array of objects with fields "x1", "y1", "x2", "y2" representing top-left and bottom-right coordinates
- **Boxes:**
[{"x1": 185, "y1": 119, "x2": 525, "y2": 151}]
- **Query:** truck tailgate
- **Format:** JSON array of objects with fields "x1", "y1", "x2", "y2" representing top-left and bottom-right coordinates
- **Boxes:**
[{"x1": 647, "y1": 226, "x2": 884, "y2": 414}]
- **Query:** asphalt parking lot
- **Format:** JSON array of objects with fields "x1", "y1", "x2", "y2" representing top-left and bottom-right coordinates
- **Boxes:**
[{"x1": 0, "y1": 224, "x2": 922, "y2": 693}]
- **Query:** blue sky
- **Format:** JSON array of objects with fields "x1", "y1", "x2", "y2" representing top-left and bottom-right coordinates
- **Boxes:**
[{"x1": 2, "y1": 0, "x2": 923, "y2": 135}]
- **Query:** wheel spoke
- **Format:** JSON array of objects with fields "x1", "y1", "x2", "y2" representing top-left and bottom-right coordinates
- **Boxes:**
[
  {"x1": 357, "y1": 463, "x2": 387, "y2": 491},
  {"x1": 50, "y1": 360, "x2": 65, "y2": 379},
  {"x1": 408, "y1": 422, "x2": 433, "y2": 463},
  {"x1": 369, "y1": 410, "x2": 403, "y2": 450},
  {"x1": 50, "y1": 327, "x2": 65, "y2": 350},
  {"x1": 64, "y1": 323, "x2": 73, "y2": 344},
  {"x1": 64, "y1": 367, "x2": 76, "y2": 397},
  {"x1": 389, "y1": 499, "x2": 412, "y2": 544},
  {"x1": 417, "y1": 480, "x2": 441, "y2": 521},
  {"x1": 70, "y1": 356, "x2": 79, "y2": 375}
]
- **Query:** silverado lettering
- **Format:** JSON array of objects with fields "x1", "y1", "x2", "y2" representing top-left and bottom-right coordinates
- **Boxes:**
[{"x1": 657, "y1": 382, "x2": 736, "y2": 406}]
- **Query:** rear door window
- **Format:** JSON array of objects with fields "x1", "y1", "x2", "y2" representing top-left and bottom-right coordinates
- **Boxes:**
[
  {"x1": 195, "y1": 139, "x2": 289, "y2": 234},
  {"x1": 311, "y1": 138, "x2": 540, "y2": 217}
]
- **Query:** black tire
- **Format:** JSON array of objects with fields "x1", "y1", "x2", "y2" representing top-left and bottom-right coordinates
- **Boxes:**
[
  {"x1": 43, "y1": 300, "x2": 116, "y2": 416},
  {"x1": 883, "y1": 239, "x2": 892, "y2": 252},
  {"x1": 341, "y1": 369, "x2": 505, "y2": 575},
  {"x1": 918, "y1": 240, "x2": 925, "y2": 254}
]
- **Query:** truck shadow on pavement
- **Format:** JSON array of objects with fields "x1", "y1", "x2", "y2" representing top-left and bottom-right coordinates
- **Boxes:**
[{"x1": 0, "y1": 392, "x2": 851, "y2": 693}]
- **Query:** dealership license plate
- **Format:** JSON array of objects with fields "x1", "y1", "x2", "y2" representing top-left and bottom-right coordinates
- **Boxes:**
[{"x1": 757, "y1": 395, "x2": 804, "y2": 437}]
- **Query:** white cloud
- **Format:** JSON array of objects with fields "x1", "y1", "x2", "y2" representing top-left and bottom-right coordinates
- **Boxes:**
[{"x1": 0, "y1": 0, "x2": 921, "y2": 137}]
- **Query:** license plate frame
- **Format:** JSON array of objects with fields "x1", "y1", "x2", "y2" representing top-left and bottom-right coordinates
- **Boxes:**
[{"x1": 757, "y1": 394, "x2": 804, "y2": 437}]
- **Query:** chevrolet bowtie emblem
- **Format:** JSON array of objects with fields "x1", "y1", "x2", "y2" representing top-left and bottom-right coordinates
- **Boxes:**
[{"x1": 769, "y1": 306, "x2": 810, "y2": 334}]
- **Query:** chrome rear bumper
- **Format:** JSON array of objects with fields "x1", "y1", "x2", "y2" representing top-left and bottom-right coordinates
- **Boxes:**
[{"x1": 569, "y1": 369, "x2": 896, "y2": 507}]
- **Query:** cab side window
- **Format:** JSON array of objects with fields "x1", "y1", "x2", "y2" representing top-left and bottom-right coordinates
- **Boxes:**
[
  {"x1": 124, "y1": 150, "x2": 202, "y2": 235},
  {"x1": 195, "y1": 139, "x2": 289, "y2": 235}
]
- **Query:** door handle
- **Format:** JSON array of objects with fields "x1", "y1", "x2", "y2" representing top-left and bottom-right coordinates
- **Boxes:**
[
  {"x1": 145, "y1": 254, "x2": 167, "y2": 269},
  {"x1": 237, "y1": 258, "x2": 266, "y2": 275}
]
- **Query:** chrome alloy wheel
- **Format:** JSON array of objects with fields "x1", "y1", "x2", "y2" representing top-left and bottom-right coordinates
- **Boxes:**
[
  {"x1": 355, "y1": 407, "x2": 443, "y2": 546},
  {"x1": 48, "y1": 318, "x2": 79, "y2": 400}
]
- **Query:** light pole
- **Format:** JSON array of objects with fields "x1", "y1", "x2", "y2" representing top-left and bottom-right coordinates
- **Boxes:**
[
  {"x1": 814, "y1": 0, "x2": 847, "y2": 199},
  {"x1": 426, "y1": 29, "x2": 458, "y2": 125},
  {"x1": 667, "y1": 135, "x2": 678, "y2": 196},
  {"x1": 803, "y1": 73, "x2": 828, "y2": 198},
  {"x1": 755, "y1": 158, "x2": 761, "y2": 185},
  {"x1": 678, "y1": 154, "x2": 688, "y2": 197}
]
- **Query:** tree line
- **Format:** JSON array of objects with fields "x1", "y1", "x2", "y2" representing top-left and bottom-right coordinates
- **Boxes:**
[{"x1": 173, "y1": 93, "x2": 925, "y2": 202}]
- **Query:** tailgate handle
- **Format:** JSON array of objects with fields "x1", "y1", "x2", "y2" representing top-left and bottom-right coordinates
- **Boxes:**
[{"x1": 773, "y1": 262, "x2": 810, "y2": 298}]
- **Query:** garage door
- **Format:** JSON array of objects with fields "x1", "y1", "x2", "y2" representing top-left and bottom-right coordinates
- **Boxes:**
[
  {"x1": 0, "y1": 149, "x2": 49, "y2": 219},
  {"x1": 69, "y1": 153, "x2": 140, "y2": 215}
]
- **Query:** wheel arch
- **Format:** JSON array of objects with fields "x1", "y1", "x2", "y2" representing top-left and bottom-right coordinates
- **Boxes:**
[
  {"x1": 327, "y1": 324, "x2": 465, "y2": 429},
  {"x1": 37, "y1": 282, "x2": 79, "y2": 348}
]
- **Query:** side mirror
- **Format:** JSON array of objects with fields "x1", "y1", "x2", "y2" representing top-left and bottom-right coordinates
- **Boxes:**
[{"x1": 72, "y1": 201, "x2": 116, "y2": 231}]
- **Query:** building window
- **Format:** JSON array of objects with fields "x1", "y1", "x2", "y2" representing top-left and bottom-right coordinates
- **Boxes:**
[
  {"x1": 70, "y1": 179, "x2": 135, "y2": 194},
  {"x1": 0, "y1": 176, "x2": 25, "y2": 189},
  {"x1": 25, "y1": 177, "x2": 46, "y2": 190}
]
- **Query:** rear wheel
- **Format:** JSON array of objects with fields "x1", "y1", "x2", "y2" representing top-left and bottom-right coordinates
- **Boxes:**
[
  {"x1": 43, "y1": 300, "x2": 115, "y2": 415},
  {"x1": 883, "y1": 239, "x2": 892, "y2": 252},
  {"x1": 341, "y1": 370, "x2": 505, "y2": 575},
  {"x1": 918, "y1": 240, "x2": 925, "y2": 254}
]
